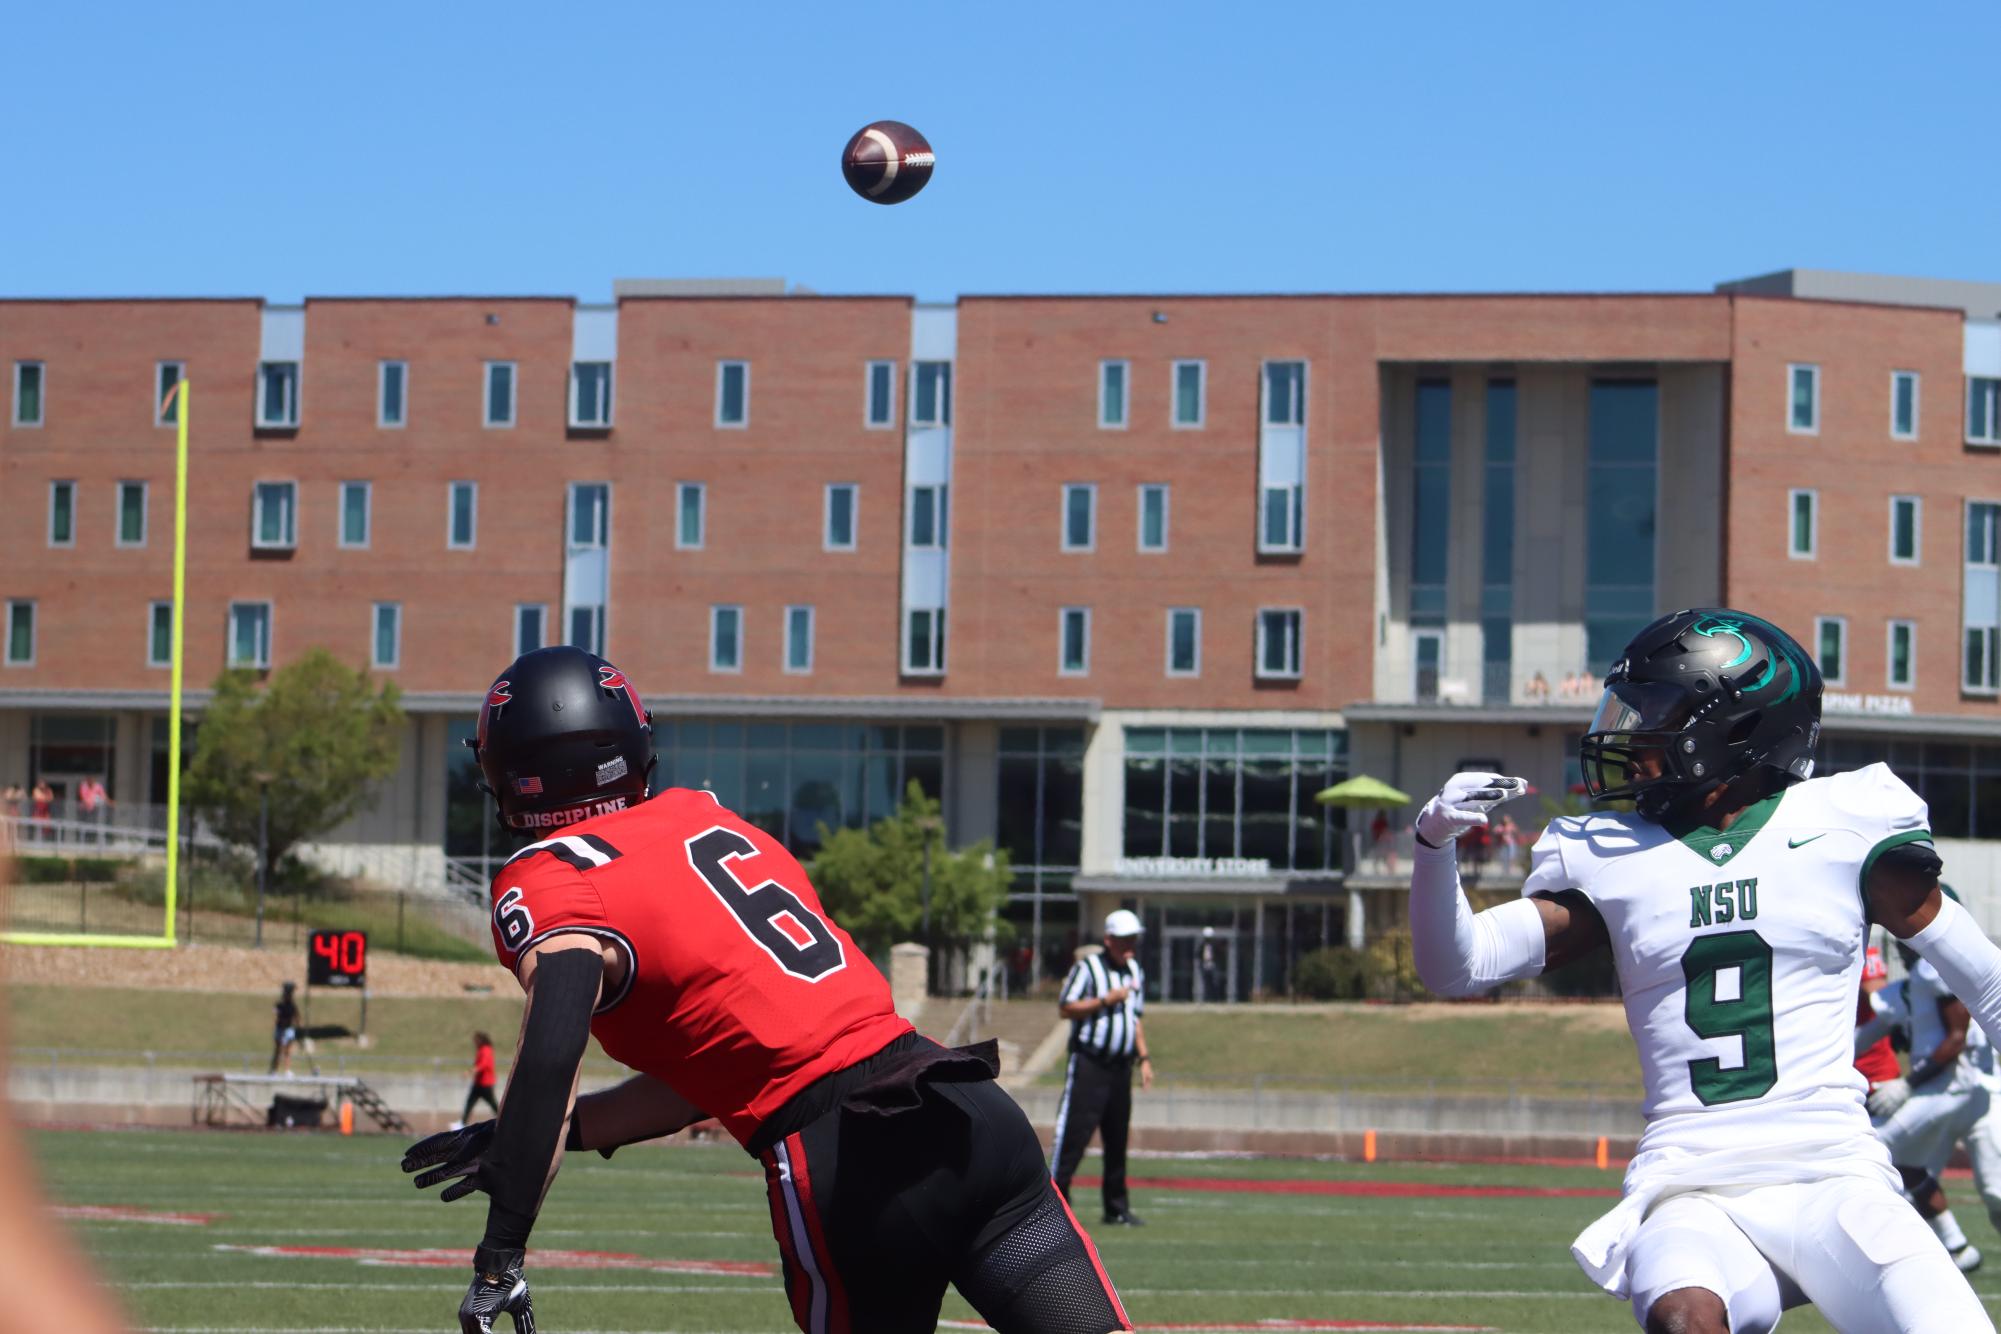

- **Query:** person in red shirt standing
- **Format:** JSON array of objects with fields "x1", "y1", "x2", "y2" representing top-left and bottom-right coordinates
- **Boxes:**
[
  {"x1": 459, "y1": 1033, "x2": 499, "y2": 1128},
  {"x1": 401, "y1": 646, "x2": 1130, "y2": 1334},
  {"x1": 1855, "y1": 944, "x2": 1902, "y2": 1094}
]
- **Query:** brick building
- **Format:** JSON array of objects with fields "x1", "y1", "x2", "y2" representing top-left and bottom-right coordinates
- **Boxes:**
[{"x1": 5, "y1": 270, "x2": 2000, "y2": 997}]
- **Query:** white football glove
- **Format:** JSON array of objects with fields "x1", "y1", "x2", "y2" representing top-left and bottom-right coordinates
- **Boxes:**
[
  {"x1": 1867, "y1": 1076, "x2": 1912, "y2": 1121},
  {"x1": 1415, "y1": 773, "x2": 1530, "y2": 849}
]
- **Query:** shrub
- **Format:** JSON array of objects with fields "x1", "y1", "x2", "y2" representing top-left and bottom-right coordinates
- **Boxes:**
[
  {"x1": 1293, "y1": 946, "x2": 1368, "y2": 1000},
  {"x1": 13, "y1": 856, "x2": 125, "y2": 884}
]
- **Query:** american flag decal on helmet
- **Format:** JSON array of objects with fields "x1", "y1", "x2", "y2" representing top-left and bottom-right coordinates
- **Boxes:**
[{"x1": 513, "y1": 776, "x2": 544, "y2": 795}]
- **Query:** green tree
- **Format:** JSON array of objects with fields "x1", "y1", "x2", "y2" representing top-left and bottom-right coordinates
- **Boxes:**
[
  {"x1": 185, "y1": 650, "x2": 404, "y2": 883},
  {"x1": 808, "y1": 781, "x2": 1012, "y2": 958}
]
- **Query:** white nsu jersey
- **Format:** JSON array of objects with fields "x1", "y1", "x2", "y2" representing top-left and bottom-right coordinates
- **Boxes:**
[{"x1": 1524, "y1": 762, "x2": 1932, "y2": 1169}]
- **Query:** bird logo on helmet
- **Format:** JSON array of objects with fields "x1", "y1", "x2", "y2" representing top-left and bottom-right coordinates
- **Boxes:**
[
  {"x1": 1578, "y1": 608, "x2": 1822, "y2": 821},
  {"x1": 464, "y1": 647, "x2": 656, "y2": 834}
]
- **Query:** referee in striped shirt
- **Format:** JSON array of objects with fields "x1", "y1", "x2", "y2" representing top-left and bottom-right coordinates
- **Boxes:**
[{"x1": 1051, "y1": 909, "x2": 1153, "y2": 1226}]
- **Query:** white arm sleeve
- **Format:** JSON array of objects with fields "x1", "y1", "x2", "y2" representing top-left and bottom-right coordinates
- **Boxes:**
[
  {"x1": 1853, "y1": 992, "x2": 1897, "y2": 1056},
  {"x1": 1409, "y1": 839, "x2": 1547, "y2": 998},
  {"x1": 1906, "y1": 896, "x2": 2001, "y2": 1054}
]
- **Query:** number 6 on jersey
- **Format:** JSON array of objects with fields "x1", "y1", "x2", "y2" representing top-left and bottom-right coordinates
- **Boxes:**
[{"x1": 685, "y1": 827, "x2": 846, "y2": 981}]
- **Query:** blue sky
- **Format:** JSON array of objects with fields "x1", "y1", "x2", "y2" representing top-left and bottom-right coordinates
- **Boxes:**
[{"x1": 5, "y1": 2, "x2": 1997, "y2": 303}]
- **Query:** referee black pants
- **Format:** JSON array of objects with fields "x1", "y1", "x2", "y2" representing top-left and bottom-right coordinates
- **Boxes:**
[{"x1": 1050, "y1": 1049, "x2": 1132, "y2": 1217}]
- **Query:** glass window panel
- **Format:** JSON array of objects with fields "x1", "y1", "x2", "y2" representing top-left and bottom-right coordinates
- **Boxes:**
[
  {"x1": 1294, "y1": 765, "x2": 1333, "y2": 870},
  {"x1": 787, "y1": 607, "x2": 813, "y2": 670},
  {"x1": 1894, "y1": 373, "x2": 1916, "y2": 436},
  {"x1": 1061, "y1": 609, "x2": 1088, "y2": 671},
  {"x1": 1818, "y1": 620, "x2": 1844, "y2": 680},
  {"x1": 1168, "y1": 757, "x2": 1201, "y2": 857},
  {"x1": 718, "y1": 363, "x2": 746, "y2": 424},
  {"x1": 997, "y1": 727, "x2": 1040, "y2": 753},
  {"x1": 451, "y1": 484, "x2": 476, "y2": 546},
  {"x1": 1791, "y1": 366, "x2": 1817, "y2": 429},
  {"x1": 1125, "y1": 728, "x2": 1166, "y2": 756},
  {"x1": 342, "y1": 484, "x2": 368, "y2": 545},
  {"x1": 1792, "y1": 492, "x2": 1814, "y2": 554},
  {"x1": 1264, "y1": 362, "x2": 1303, "y2": 425},
  {"x1": 8, "y1": 604, "x2": 32, "y2": 662},
  {"x1": 1123, "y1": 756, "x2": 1165, "y2": 857},
  {"x1": 1893, "y1": 499, "x2": 1917, "y2": 560},
  {"x1": 119, "y1": 483, "x2": 145, "y2": 543},
  {"x1": 1140, "y1": 486, "x2": 1167, "y2": 550},
  {"x1": 1241, "y1": 730, "x2": 1291, "y2": 756},
  {"x1": 868, "y1": 362, "x2": 893, "y2": 425},
  {"x1": 996, "y1": 756, "x2": 1041, "y2": 864},
  {"x1": 827, "y1": 485, "x2": 855, "y2": 548},
  {"x1": 1239, "y1": 759, "x2": 1292, "y2": 866},
  {"x1": 380, "y1": 361, "x2": 405, "y2": 424},
  {"x1": 903, "y1": 725, "x2": 943, "y2": 752},
  {"x1": 864, "y1": 752, "x2": 899, "y2": 823},
  {"x1": 914, "y1": 362, "x2": 951, "y2": 425},
  {"x1": 487, "y1": 364, "x2": 513, "y2": 424},
  {"x1": 712, "y1": 609, "x2": 740, "y2": 669},
  {"x1": 1203, "y1": 757, "x2": 1237, "y2": 858},
  {"x1": 17, "y1": 364, "x2": 43, "y2": 423},
  {"x1": 1920, "y1": 769, "x2": 1973, "y2": 839},
  {"x1": 150, "y1": 603, "x2": 172, "y2": 665},
  {"x1": 1064, "y1": 486, "x2": 1093, "y2": 548},
  {"x1": 679, "y1": 484, "x2": 703, "y2": 547},
  {"x1": 903, "y1": 752, "x2": 943, "y2": 801},
  {"x1": 1175, "y1": 362, "x2": 1203, "y2": 425},
  {"x1": 911, "y1": 488, "x2": 938, "y2": 546},
  {"x1": 1169, "y1": 609, "x2": 1197, "y2": 672},
  {"x1": 1041, "y1": 750, "x2": 1083, "y2": 867},
  {"x1": 787, "y1": 752, "x2": 849, "y2": 855},
  {"x1": 1169, "y1": 730, "x2": 1204, "y2": 757},
  {"x1": 1977, "y1": 774, "x2": 2001, "y2": 840},
  {"x1": 50, "y1": 483, "x2": 74, "y2": 544},
  {"x1": 1100, "y1": 361, "x2": 1126, "y2": 426}
]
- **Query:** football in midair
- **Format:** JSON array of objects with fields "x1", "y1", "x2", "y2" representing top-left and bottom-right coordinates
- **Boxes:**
[{"x1": 841, "y1": 121, "x2": 934, "y2": 205}]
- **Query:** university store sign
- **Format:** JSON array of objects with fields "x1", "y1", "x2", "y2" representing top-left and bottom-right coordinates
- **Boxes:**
[{"x1": 1114, "y1": 856, "x2": 1273, "y2": 879}]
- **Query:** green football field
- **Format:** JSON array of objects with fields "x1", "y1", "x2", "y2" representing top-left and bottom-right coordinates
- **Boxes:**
[{"x1": 34, "y1": 1127, "x2": 2001, "y2": 1333}]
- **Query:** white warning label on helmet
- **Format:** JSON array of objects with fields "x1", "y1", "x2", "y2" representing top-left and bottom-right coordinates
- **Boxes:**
[{"x1": 595, "y1": 756, "x2": 629, "y2": 787}]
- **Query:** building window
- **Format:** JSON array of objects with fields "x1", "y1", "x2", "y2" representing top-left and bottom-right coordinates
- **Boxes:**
[
  {"x1": 1257, "y1": 608, "x2": 1303, "y2": 680},
  {"x1": 252, "y1": 481, "x2": 297, "y2": 549},
  {"x1": 825, "y1": 483, "x2": 858, "y2": 551},
  {"x1": 912, "y1": 361, "x2": 951, "y2": 427},
  {"x1": 1061, "y1": 484, "x2": 1096, "y2": 552},
  {"x1": 1411, "y1": 378, "x2": 1451, "y2": 619},
  {"x1": 1890, "y1": 495, "x2": 1921, "y2": 566},
  {"x1": 710, "y1": 605, "x2": 742, "y2": 672},
  {"x1": 569, "y1": 605, "x2": 605, "y2": 656},
  {"x1": 866, "y1": 360, "x2": 896, "y2": 428},
  {"x1": 1098, "y1": 360, "x2": 1128, "y2": 429},
  {"x1": 257, "y1": 360, "x2": 300, "y2": 428},
  {"x1": 448, "y1": 481, "x2": 477, "y2": 550},
  {"x1": 1122, "y1": 726, "x2": 1347, "y2": 870},
  {"x1": 372, "y1": 603, "x2": 401, "y2": 669},
  {"x1": 515, "y1": 604, "x2": 546, "y2": 656},
  {"x1": 117, "y1": 481, "x2": 147, "y2": 547},
  {"x1": 1166, "y1": 607, "x2": 1200, "y2": 677},
  {"x1": 569, "y1": 482, "x2": 609, "y2": 549},
  {"x1": 715, "y1": 361, "x2": 749, "y2": 428},
  {"x1": 1888, "y1": 620, "x2": 1916, "y2": 691},
  {"x1": 484, "y1": 362, "x2": 516, "y2": 427},
  {"x1": 1138, "y1": 484, "x2": 1169, "y2": 552},
  {"x1": 1967, "y1": 501, "x2": 2001, "y2": 693},
  {"x1": 1173, "y1": 360, "x2": 1205, "y2": 428},
  {"x1": 1970, "y1": 377, "x2": 2001, "y2": 446},
  {"x1": 905, "y1": 607, "x2": 945, "y2": 674},
  {"x1": 785, "y1": 605, "x2": 814, "y2": 674},
  {"x1": 1788, "y1": 363, "x2": 1819, "y2": 435},
  {"x1": 48, "y1": 480, "x2": 75, "y2": 548},
  {"x1": 12, "y1": 361, "x2": 43, "y2": 427},
  {"x1": 228, "y1": 601, "x2": 272, "y2": 669},
  {"x1": 1789, "y1": 488, "x2": 1817, "y2": 559},
  {"x1": 909, "y1": 484, "x2": 947, "y2": 549},
  {"x1": 149, "y1": 601, "x2": 172, "y2": 668},
  {"x1": 570, "y1": 361, "x2": 613, "y2": 428},
  {"x1": 676, "y1": 483, "x2": 705, "y2": 550},
  {"x1": 1261, "y1": 484, "x2": 1303, "y2": 552},
  {"x1": 1586, "y1": 379, "x2": 1659, "y2": 669},
  {"x1": 1891, "y1": 371, "x2": 1918, "y2": 440},
  {"x1": 156, "y1": 362, "x2": 184, "y2": 426},
  {"x1": 379, "y1": 360, "x2": 407, "y2": 427},
  {"x1": 339, "y1": 482, "x2": 370, "y2": 549},
  {"x1": 995, "y1": 726, "x2": 1086, "y2": 877},
  {"x1": 5, "y1": 601, "x2": 34, "y2": 666},
  {"x1": 1264, "y1": 360, "x2": 1305, "y2": 426},
  {"x1": 1815, "y1": 616, "x2": 1847, "y2": 686},
  {"x1": 1059, "y1": 607, "x2": 1090, "y2": 675}
]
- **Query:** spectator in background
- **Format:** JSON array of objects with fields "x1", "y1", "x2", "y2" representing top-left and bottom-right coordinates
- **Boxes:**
[
  {"x1": 1370, "y1": 809, "x2": 1397, "y2": 875},
  {"x1": 29, "y1": 781, "x2": 53, "y2": 841},
  {"x1": 2, "y1": 783, "x2": 22, "y2": 821},
  {"x1": 77, "y1": 778, "x2": 110, "y2": 847},
  {"x1": 1198, "y1": 926, "x2": 1222, "y2": 1003},
  {"x1": 458, "y1": 1031, "x2": 499, "y2": 1128},
  {"x1": 1494, "y1": 813, "x2": 1522, "y2": 871},
  {"x1": 269, "y1": 981, "x2": 299, "y2": 1075},
  {"x1": 1526, "y1": 671, "x2": 1550, "y2": 703}
]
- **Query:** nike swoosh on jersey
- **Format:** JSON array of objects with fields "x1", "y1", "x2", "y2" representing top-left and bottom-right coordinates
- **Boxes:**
[{"x1": 1787, "y1": 834, "x2": 1826, "y2": 848}]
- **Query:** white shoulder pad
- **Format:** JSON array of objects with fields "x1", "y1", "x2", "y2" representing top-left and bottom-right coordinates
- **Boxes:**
[
  {"x1": 1825, "y1": 763, "x2": 1929, "y2": 837},
  {"x1": 1521, "y1": 817, "x2": 1579, "y2": 900}
]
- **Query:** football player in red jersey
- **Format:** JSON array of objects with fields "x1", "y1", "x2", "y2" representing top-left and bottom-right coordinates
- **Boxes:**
[{"x1": 401, "y1": 646, "x2": 1131, "y2": 1334}]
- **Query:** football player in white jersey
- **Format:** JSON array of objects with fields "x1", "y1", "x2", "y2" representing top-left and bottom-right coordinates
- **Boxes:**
[
  {"x1": 1857, "y1": 933, "x2": 1990, "y2": 1270},
  {"x1": 1407, "y1": 608, "x2": 2001, "y2": 1334}
]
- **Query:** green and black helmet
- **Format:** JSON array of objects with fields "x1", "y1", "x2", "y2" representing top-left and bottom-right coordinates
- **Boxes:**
[{"x1": 1579, "y1": 609, "x2": 1822, "y2": 820}]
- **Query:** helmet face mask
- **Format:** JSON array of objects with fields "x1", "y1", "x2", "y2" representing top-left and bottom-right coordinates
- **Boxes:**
[
  {"x1": 1578, "y1": 609, "x2": 1822, "y2": 821},
  {"x1": 468, "y1": 647, "x2": 656, "y2": 834}
]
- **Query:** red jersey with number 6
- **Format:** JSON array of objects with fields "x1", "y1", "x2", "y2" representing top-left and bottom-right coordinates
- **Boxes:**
[{"x1": 486, "y1": 787, "x2": 913, "y2": 1145}]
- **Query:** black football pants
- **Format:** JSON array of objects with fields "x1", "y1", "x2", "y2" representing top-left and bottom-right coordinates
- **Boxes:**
[
  {"x1": 757, "y1": 1076, "x2": 1130, "y2": 1333},
  {"x1": 1050, "y1": 1050, "x2": 1132, "y2": 1217}
]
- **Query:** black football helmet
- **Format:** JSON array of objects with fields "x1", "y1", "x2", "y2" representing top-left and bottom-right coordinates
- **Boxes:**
[
  {"x1": 469, "y1": 646, "x2": 655, "y2": 833},
  {"x1": 1579, "y1": 608, "x2": 1821, "y2": 820}
]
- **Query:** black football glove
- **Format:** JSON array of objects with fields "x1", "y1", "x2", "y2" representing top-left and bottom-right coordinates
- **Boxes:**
[
  {"x1": 402, "y1": 1121, "x2": 497, "y2": 1202},
  {"x1": 459, "y1": 1245, "x2": 536, "y2": 1333}
]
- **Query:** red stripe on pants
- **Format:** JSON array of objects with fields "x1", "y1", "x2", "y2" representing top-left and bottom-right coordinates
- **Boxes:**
[
  {"x1": 759, "y1": 1148, "x2": 814, "y2": 1332},
  {"x1": 1050, "y1": 1179, "x2": 1132, "y2": 1328},
  {"x1": 784, "y1": 1131, "x2": 852, "y2": 1334}
]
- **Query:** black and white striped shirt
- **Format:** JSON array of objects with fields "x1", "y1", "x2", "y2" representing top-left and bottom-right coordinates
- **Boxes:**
[{"x1": 1061, "y1": 951, "x2": 1145, "y2": 1059}]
